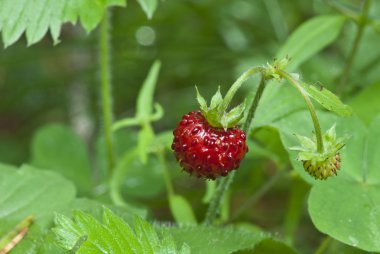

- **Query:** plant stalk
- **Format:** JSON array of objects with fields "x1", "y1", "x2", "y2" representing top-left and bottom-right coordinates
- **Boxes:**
[
  {"x1": 204, "y1": 75, "x2": 267, "y2": 225},
  {"x1": 336, "y1": 0, "x2": 372, "y2": 94},
  {"x1": 277, "y1": 70, "x2": 324, "y2": 153},
  {"x1": 221, "y1": 67, "x2": 264, "y2": 111},
  {"x1": 100, "y1": 10, "x2": 115, "y2": 174}
]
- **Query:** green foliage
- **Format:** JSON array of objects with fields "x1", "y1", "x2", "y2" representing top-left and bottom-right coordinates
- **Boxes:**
[
  {"x1": 161, "y1": 225, "x2": 270, "y2": 254},
  {"x1": 308, "y1": 115, "x2": 380, "y2": 252},
  {"x1": 0, "y1": 0, "x2": 126, "y2": 47},
  {"x1": 31, "y1": 124, "x2": 92, "y2": 196},
  {"x1": 168, "y1": 194, "x2": 197, "y2": 225},
  {"x1": 276, "y1": 15, "x2": 346, "y2": 70},
  {"x1": 0, "y1": 164, "x2": 76, "y2": 253},
  {"x1": 298, "y1": 81, "x2": 352, "y2": 117},
  {"x1": 348, "y1": 81, "x2": 380, "y2": 125},
  {"x1": 53, "y1": 208, "x2": 190, "y2": 254}
]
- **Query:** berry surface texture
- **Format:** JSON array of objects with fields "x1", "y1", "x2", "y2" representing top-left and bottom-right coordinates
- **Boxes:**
[{"x1": 172, "y1": 111, "x2": 248, "y2": 180}]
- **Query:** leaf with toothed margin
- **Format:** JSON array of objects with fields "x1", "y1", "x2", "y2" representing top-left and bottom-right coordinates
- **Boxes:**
[
  {"x1": 210, "y1": 87, "x2": 223, "y2": 110},
  {"x1": 196, "y1": 87, "x2": 208, "y2": 112}
]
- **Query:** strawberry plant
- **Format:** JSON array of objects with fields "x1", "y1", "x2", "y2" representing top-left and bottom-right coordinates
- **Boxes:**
[{"x1": 1, "y1": 1, "x2": 380, "y2": 254}]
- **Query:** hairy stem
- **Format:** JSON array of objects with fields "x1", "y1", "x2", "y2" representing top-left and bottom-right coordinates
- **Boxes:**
[
  {"x1": 277, "y1": 70, "x2": 324, "y2": 153},
  {"x1": 100, "y1": 10, "x2": 115, "y2": 174},
  {"x1": 204, "y1": 75, "x2": 267, "y2": 225},
  {"x1": 336, "y1": 0, "x2": 372, "y2": 94}
]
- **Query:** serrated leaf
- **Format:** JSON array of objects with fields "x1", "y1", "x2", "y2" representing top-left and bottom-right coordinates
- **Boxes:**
[
  {"x1": 0, "y1": 0, "x2": 126, "y2": 47},
  {"x1": 169, "y1": 194, "x2": 197, "y2": 225},
  {"x1": 299, "y1": 81, "x2": 352, "y2": 116},
  {"x1": 136, "y1": 0, "x2": 158, "y2": 19},
  {"x1": 136, "y1": 60, "x2": 162, "y2": 121},
  {"x1": 53, "y1": 208, "x2": 188, "y2": 254},
  {"x1": 30, "y1": 124, "x2": 92, "y2": 196},
  {"x1": 160, "y1": 225, "x2": 269, "y2": 254}
]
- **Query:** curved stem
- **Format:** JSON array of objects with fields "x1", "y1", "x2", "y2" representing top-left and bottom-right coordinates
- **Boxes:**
[
  {"x1": 221, "y1": 67, "x2": 264, "y2": 110},
  {"x1": 100, "y1": 10, "x2": 115, "y2": 174},
  {"x1": 204, "y1": 75, "x2": 267, "y2": 225},
  {"x1": 277, "y1": 70, "x2": 324, "y2": 153},
  {"x1": 336, "y1": 0, "x2": 372, "y2": 94}
]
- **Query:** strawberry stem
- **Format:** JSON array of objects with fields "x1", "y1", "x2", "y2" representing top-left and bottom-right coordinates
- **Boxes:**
[
  {"x1": 204, "y1": 75, "x2": 267, "y2": 225},
  {"x1": 277, "y1": 70, "x2": 324, "y2": 153},
  {"x1": 221, "y1": 67, "x2": 264, "y2": 111}
]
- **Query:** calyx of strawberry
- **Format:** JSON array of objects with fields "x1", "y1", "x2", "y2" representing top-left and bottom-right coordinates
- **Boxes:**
[
  {"x1": 290, "y1": 125, "x2": 347, "y2": 179},
  {"x1": 196, "y1": 86, "x2": 245, "y2": 129}
]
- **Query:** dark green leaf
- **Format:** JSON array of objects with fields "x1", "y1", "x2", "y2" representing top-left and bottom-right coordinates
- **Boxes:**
[{"x1": 0, "y1": 0, "x2": 126, "y2": 47}]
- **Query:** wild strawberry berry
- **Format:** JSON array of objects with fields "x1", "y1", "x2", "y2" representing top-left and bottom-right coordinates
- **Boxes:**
[
  {"x1": 172, "y1": 111, "x2": 248, "y2": 180},
  {"x1": 291, "y1": 125, "x2": 346, "y2": 180}
]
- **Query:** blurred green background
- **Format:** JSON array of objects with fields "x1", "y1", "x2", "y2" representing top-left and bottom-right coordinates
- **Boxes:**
[{"x1": 1, "y1": 1, "x2": 380, "y2": 253}]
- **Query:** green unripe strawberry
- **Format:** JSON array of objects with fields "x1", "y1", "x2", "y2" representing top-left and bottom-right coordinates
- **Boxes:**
[{"x1": 291, "y1": 125, "x2": 346, "y2": 180}]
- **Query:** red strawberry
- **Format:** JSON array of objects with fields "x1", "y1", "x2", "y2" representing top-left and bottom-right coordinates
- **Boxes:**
[{"x1": 172, "y1": 111, "x2": 248, "y2": 180}]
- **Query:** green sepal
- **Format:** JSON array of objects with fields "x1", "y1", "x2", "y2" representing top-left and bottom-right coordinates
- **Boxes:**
[
  {"x1": 210, "y1": 86, "x2": 223, "y2": 110},
  {"x1": 290, "y1": 124, "x2": 347, "y2": 162},
  {"x1": 196, "y1": 86, "x2": 208, "y2": 112},
  {"x1": 195, "y1": 87, "x2": 246, "y2": 129},
  {"x1": 225, "y1": 101, "x2": 246, "y2": 127}
]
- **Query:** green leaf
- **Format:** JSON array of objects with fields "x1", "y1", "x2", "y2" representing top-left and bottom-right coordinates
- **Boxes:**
[
  {"x1": 161, "y1": 225, "x2": 269, "y2": 254},
  {"x1": 348, "y1": 81, "x2": 380, "y2": 125},
  {"x1": 0, "y1": 0, "x2": 126, "y2": 47},
  {"x1": 308, "y1": 115, "x2": 380, "y2": 252},
  {"x1": 0, "y1": 164, "x2": 76, "y2": 253},
  {"x1": 53, "y1": 208, "x2": 189, "y2": 254},
  {"x1": 276, "y1": 15, "x2": 346, "y2": 70},
  {"x1": 169, "y1": 195, "x2": 197, "y2": 225},
  {"x1": 234, "y1": 239, "x2": 298, "y2": 254},
  {"x1": 136, "y1": 60, "x2": 162, "y2": 121},
  {"x1": 30, "y1": 124, "x2": 92, "y2": 196},
  {"x1": 299, "y1": 81, "x2": 352, "y2": 117},
  {"x1": 136, "y1": 0, "x2": 158, "y2": 19}
]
